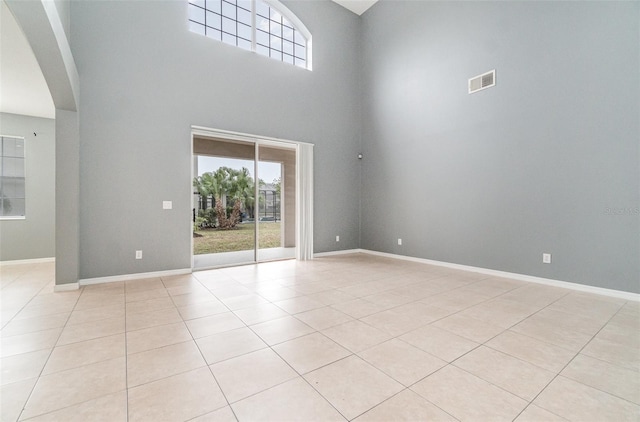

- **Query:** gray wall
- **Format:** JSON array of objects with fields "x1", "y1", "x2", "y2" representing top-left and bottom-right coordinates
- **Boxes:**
[
  {"x1": 0, "y1": 113, "x2": 56, "y2": 261},
  {"x1": 70, "y1": 0, "x2": 361, "y2": 278},
  {"x1": 360, "y1": 1, "x2": 639, "y2": 293},
  {"x1": 55, "y1": 109, "x2": 80, "y2": 284}
]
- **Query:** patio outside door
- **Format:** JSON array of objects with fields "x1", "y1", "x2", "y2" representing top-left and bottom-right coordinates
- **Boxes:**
[{"x1": 192, "y1": 136, "x2": 297, "y2": 269}]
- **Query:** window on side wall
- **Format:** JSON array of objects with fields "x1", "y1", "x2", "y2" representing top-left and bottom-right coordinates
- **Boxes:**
[{"x1": 0, "y1": 136, "x2": 26, "y2": 219}]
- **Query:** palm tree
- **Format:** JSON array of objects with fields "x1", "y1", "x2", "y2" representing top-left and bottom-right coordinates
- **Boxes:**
[
  {"x1": 234, "y1": 167, "x2": 256, "y2": 218},
  {"x1": 193, "y1": 172, "x2": 217, "y2": 210},
  {"x1": 195, "y1": 165, "x2": 263, "y2": 227},
  {"x1": 213, "y1": 166, "x2": 239, "y2": 208}
]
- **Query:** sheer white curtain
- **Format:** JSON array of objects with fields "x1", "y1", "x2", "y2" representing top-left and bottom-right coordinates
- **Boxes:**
[{"x1": 296, "y1": 143, "x2": 314, "y2": 260}]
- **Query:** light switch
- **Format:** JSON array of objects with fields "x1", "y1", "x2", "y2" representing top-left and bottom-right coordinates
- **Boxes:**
[{"x1": 163, "y1": 201, "x2": 172, "y2": 210}]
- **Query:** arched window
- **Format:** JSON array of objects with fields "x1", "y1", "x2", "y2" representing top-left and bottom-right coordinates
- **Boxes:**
[{"x1": 188, "y1": 0, "x2": 312, "y2": 70}]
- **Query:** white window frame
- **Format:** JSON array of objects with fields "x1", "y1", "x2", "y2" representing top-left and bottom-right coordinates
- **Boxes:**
[
  {"x1": 188, "y1": 0, "x2": 312, "y2": 70},
  {"x1": 0, "y1": 135, "x2": 27, "y2": 220}
]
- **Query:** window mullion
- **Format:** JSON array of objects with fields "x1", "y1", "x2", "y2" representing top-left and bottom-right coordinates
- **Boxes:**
[
  {"x1": 251, "y1": 0, "x2": 257, "y2": 52},
  {"x1": 188, "y1": 0, "x2": 310, "y2": 69}
]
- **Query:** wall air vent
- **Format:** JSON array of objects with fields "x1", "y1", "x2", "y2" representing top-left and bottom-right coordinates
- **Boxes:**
[{"x1": 468, "y1": 69, "x2": 496, "y2": 94}]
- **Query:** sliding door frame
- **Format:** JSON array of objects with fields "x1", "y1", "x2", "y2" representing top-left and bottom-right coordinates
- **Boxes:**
[{"x1": 190, "y1": 126, "x2": 314, "y2": 269}]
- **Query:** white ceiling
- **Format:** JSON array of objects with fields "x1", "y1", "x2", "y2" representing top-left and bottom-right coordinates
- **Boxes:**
[
  {"x1": 0, "y1": 0, "x2": 376, "y2": 121},
  {"x1": 1, "y1": 1, "x2": 55, "y2": 119},
  {"x1": 332, "y1": 0, "x2": 378, "y2": 16}
]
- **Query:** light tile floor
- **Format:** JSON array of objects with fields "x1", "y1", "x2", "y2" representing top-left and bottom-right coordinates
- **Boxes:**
[{"x1": 1, "y1": 254, "x2": 639, "y2": 421}]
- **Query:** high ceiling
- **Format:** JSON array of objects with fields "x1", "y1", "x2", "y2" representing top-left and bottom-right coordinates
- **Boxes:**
[
  {"x1": 0, "y1": 0, "x2": 377, "y2": 120},
  {"x1": 332, "y1": 0, "x2": 378, "y2": 16},
  {"x1": 0, "y1": 0, "x2": 55, "y2": 119}
]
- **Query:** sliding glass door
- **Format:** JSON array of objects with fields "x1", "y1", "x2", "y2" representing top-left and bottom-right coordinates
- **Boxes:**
[
  {"x1": 257, "y1": 143, "x2": 296, "y2": 262},
  {"x1": 192, "y1": 136, "x2": 297, "y2": 269}
]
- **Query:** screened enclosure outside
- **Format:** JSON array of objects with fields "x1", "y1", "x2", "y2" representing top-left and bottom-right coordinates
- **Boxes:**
[{"x1": 192, "y1": 136, "x2": 296, "y2": 268}]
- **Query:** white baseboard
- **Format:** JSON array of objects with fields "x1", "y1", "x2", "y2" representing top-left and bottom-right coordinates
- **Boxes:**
[
  {"x1": 54, "y1": 283, "x2": 80, "y2": 292},
  {"x1": 323, "y1": 249, "x2": 639, "y2": 302},
  {"x1": 0, "y1": 257, "x2": 55, "y2": 266},
  {"x1": 314, "y1": 249, "x2": 362, "y2": 258},
  {"x1": 79, "y1": 268, "x2": 192, "y2": 286}
]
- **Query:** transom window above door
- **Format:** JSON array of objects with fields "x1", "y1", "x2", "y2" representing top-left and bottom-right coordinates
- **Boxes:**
[{"x1": 188, "y1": 0, "x2": 312, "y2": 70}]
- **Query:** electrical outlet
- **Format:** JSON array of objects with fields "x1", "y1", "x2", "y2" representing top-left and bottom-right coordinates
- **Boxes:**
[
  {"x1": 163, "y1": 201, "x2": 172, "y2": 210},
  {"x1": 136, "y1": 250, "x2": 143, "y2": 260},
  {"x1": 398, "y1": 238, "x2": 402, "y2": 246},
  {"x1": 542, "y1": 253, "x2": 551, "y2": 264},
  {"x1": 336, "y1": 235, "x2": 340, "y2": 242}
]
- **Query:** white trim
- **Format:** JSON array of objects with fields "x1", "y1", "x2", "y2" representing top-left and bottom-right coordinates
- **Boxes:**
[
  {"x1": 191, "y1": 126, "x2": 314, "y2": 148},
  {"x1": 0, "y1": 257, "x2": 55, "y2": 266},
  {"x1": 54, "y1": 283, "x2": 79, "y2": 292},
  {"x1": 254, "y1": 142, "x2": 259, "y2": 263},
  {"x1": 191, "y1": 132, "x2": 196, "y2": 270},
  {"x1": 79, "y1": 268, "x2": 192, "y2": 286},
  {"x1": 193, "y1": 260, "x2": 257, "y2": 272},
  {"x1": 279, "y1": 161, "x2": 286, "y2": 248},
  {"x1": 250, "y1": 0, "x2": 257, "y2": 53},
  {"x1": 314, "y1": 249, "x2": 362, "y2": 258},
  {"x1": 313, "y1": 249, "x2": 639, "y2": 302},
  {"x1": 0, "y1": 134, "x2": 27, "y2": 219}
]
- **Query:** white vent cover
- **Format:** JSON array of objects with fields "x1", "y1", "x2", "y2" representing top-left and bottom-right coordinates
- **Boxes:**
[{"x1": 468, "y1": 69, "x2": 496, "y2": 94}]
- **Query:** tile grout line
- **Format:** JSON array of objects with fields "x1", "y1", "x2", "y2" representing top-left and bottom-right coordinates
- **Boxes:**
[
  {"x1": 510, "y1": 298, "x2": 630, "y2": 420},
  {"x1": 173, "y1": 273, "x2": 242, "y2": 421},
  {"x1": 5, "y1": 258, "x2": 637, "y2": 421},
  {"x1": 13, "y1": 281, "x2": 82, "y2": 421},
  {"x1": 124, "y1": 282, "x2": 130, "y2": 422},
  {"x1": 210, "y1": 270, "x2": 353, "y2": 420},
  {"x1": 0, "y1": 273, "x2": 59, "y2": 330},
  {"x1": 381, "y1": 283, "x2": 583, "y2": 420}
]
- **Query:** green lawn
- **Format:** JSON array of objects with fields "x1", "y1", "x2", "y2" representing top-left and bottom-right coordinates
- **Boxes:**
[{"x1": 193, "y1": 222, "x2": 282, "y2": 254}]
